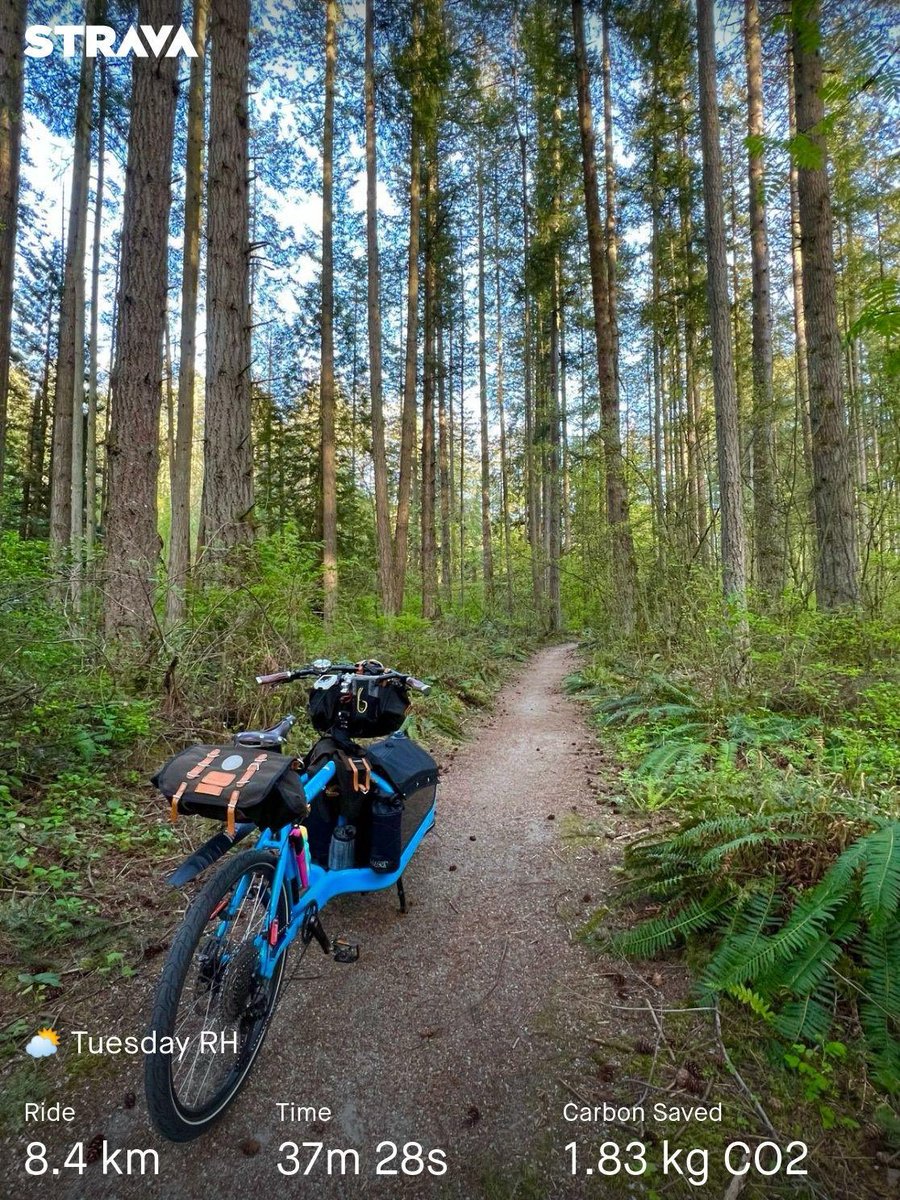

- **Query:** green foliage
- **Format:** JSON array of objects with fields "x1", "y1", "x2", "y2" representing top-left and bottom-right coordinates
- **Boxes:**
[
  {"x1": 0, "y1": 532, "x2": 534, "y2": 971},
  {"x1": 601, "y1": 813, "x2": 900, "y2": 1092}
]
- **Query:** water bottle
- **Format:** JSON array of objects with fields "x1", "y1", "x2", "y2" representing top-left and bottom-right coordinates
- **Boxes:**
[
  {"x1": 289, "y1": 826, "x2": 311, "y2": 888},
  {"x1": 328, "y1": 819, "x2": 356, "y2": 871},
  {"x1": 369, "y1": 797, "x2": 403, "y2": 873}
]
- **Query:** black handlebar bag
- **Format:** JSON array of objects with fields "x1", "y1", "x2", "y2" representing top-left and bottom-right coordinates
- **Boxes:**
[
  {"x1": 152, "y1": 745, "x2": 307, "y2": 834},
  {"x1": 308, "y1": 677, "x2": 410, "y2": 738}
]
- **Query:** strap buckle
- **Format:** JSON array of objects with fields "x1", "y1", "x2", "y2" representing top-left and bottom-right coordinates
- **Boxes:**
[{"x1": 348, "y1": 756, "x2": 371, "y2": 794}]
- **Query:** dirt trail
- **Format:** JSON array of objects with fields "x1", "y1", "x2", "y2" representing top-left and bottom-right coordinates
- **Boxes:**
[{"x1": 13, "y1": 644, "x2": 649, "y2": 1200}]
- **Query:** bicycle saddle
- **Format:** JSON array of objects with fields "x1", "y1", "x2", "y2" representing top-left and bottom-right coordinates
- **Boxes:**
[{"x1": 233, "y1": 713, "x2": 296, "y2": 750}]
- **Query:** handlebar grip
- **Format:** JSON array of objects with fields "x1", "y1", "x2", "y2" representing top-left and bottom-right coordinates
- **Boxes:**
[
  {"x1": 407, "y1": 676, "x2": 431, "y2": 696},
  {"x1": 256, "y1": 670, "x2": 293, "y2": 685}
]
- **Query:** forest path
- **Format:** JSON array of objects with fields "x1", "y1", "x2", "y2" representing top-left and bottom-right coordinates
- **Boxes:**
[{"x1": 29, "y1": 644, "x2": 655, "y2": 1200}]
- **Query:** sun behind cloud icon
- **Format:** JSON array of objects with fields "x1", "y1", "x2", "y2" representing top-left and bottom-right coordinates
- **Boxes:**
[{"x1": 25, "y1": 1028, "x2": 59, "y2": 1058}]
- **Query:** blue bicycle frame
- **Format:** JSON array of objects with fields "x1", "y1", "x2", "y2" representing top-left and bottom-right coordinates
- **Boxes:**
[{"x1": 219, "y1": 759, "x2": 436, "y2": 980}]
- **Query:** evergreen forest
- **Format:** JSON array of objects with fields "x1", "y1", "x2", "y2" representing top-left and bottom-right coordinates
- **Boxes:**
[{"x1": 0, "y1": 0, "x2": 898, "y2": 1189}]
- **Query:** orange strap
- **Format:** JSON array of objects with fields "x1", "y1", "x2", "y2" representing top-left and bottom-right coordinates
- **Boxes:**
[
  {"x1": 226, "y1": 753, "x2": 268, "y2": 836},
  {"x1": 187, "y1": 747, "x2": 221, "y2": 779},
  {"x1": 169, "y1": 748, "x2": 221, "y2": 822},
  {"x1": 170, "y1": 781, "x2": 187, "y2": 823},
  {"x1": 348, "y1": 756, "x2": 371, "y2": 794}
]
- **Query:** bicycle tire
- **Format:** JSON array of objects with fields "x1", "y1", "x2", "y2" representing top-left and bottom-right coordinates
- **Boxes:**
[{"x1": 145, "y1": 848, "x2": 290, "y2": 1141}]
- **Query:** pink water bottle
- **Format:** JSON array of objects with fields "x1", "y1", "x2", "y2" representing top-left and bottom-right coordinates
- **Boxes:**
[{"x1": 290, "y1": 827, "x2": 311, "y2": 888}]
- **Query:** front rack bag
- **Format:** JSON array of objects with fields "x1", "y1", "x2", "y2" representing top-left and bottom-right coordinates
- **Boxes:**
[{"x1": 152, "y1": 745, "x2": 307, "y2": 833}]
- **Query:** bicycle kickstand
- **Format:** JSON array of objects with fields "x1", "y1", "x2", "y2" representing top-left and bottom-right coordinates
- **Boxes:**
[{"x1": 397, "y1": 875, "x2": 407, "y2": 915}]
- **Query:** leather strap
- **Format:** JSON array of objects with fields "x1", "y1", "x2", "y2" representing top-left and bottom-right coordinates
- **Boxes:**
[
  {"x1": 226, "y1": 753, "x2": 268, "y2": 836},
  {"x1": 169, "y1": 748, "x2": 220, "y2": 822},
  {"x1": 187, "y1": 747, "x2": 220, "y2": 779},
  {"x1": 348, "y1": 756, "x2": 371, "y2": 794},
  {"x1": 170, "y1": 780, "x2": 187, "y2": 823}
]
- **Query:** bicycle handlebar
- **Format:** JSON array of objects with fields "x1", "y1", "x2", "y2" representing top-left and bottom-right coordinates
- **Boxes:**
[{"x1": 255, "y1": 663, "x2": 431, "y2": 696}]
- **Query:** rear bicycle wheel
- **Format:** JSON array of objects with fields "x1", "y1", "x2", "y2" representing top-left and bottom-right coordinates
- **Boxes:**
[{"x1": 145, "y1": 848, "x2": 290, "y2": 1141}]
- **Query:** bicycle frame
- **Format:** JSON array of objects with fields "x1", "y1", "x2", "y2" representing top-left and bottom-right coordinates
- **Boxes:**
[{"x1": 219, "y1": 758, "x2": 436, "y2": 980}]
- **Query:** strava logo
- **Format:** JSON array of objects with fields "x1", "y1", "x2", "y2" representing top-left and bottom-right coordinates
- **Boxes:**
[{"x1": 25, "y1": 25, "x2": 198, "y2": 59}]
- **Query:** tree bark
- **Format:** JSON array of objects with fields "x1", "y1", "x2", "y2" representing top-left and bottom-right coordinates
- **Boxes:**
[
  {"x1": 319, "y1": 0, "x2": 338, "y2": 623},
  {"x1": 786, "y1": 34, "x2": 816, "y2": 559},
  {"x1": 22, "y1": 287, "x2": 54, "y2": 538},
  {"x1": 572, "y1": 0, "x2": 637, "y2": 629},
  {"x1": 792, "y1": 0, "x2": 859, "y2": 608},
  {"x1": 457, "y1": 238, "x2": 465, "y2": 605},
  {"x1": 421, "y1": 128, "x2": 438, "y2": 619},
  {"x1": 744, "y1": 0, "x2": 781, "y2": 597},
  {"x1": 391, "y1": 4, "x2": 421, "y2": 616},
  {"x1": 600, "y1": 0, "x2": 619, "y2": 385},
  {"x1": 104, "y1": 5, "x2": 180, "y2": 637},
  {"x1": 677, "y1": 95, "x2": 708, "y2": 563},
  {"x1": 494, "y1": 170, "x2": 513, "y2": 614},
  {"x1": 86, "y1": 57, "x2": 106, "y2": 556},
  {"x1": 548, "y1": 255, "x2": 562, "y2": 632},
  {"x1": 50, "y1": 12, "x2": 97, "y2": 556},
  {"x1": 167, "y1": 0, "x2": 208, "y2": 624},
  {"x1": 365, "y1": 0, "x2": 392, "y2": 614},
  {"x1": 696, "y1": 0, "x2": 749, "y2": 657},
  {"x1": 517, "y1": 116, "x2": 541, "y2": 607},
  {"x1": 199, "y1": 0, "x2": 254, "y2": 558},
  {"x1": 0, "y1": 0, "x2": 25, "y2": 499},
  {"x1": 476, "y1": 140, "x2": 494, "y2": 604},
  {"x1": 438, "y1": 316, "x2": 451, "y2": 597}
]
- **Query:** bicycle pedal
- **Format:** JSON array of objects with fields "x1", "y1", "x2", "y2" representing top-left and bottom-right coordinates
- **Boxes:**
[{"x1": 332, "y1": 937, "x2": 359, "y2": 964}]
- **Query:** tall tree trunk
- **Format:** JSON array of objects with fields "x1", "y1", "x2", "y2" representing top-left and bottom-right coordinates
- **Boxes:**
[
  {"x1": 421, "y1": 131, "x2": 438, "y2": 619},
  {"x1": 560, "y1": 301, "x2": 570, "y2": 554},
  {"x1": 22, "y1": 288, "x2": 54, "y2": 537},
  {"x1": 50, "y1": 13, "x2": 97, "y2": 557},
  {"x1": 164, "y1": 319, "x2": 176, "y2": 498},
  {"x1": 457, "y1": 239, "x2": 465, "y2": 606},
  {"x1": 167, "y1": 0, "x2": 208, "y2": 624},
  {"x1": 572, "y1": 0, "x2": 637, "y2": 630},
  {"x1": 365, "y1": 0, "x2": 392, "y2": 613},
  {"x1": 86, "y1": 57, "x2": 106, "y2": 556},
  {"x1": 438, "y1": 316, "x2": 452, "y2": 598},
  {"x1": 697, "y1": 0, "x2": 749, "y2": 661},
  {"x1": 548, "y1": 257, "x2": 562, "y2": 632},
  {"x1": 678, "y1": 97, "x2": 708, "y2": 562},
  {"x1": 600, "y1": 0, "x2": 619, "y2": 383},
  {"x1": 494, "y1": 172, "x2": 513, "y2": 613},
  {"x1": 842, "y1": 215, "x2": 868, "y2": 547},
  {"x1": 792, "y1": 0, "x2": 859, "y2": 608},
  {"x1": 476, "y1": 140, "x2": 494, "y2": 604},
  {"x1": 0, "y1": 0, "x2": 25, "y2": 499},
  {"x1": 391, "y1": 6, "x2": 421, "y2": 616},
  {"x1": 786, "y1": 35, "x2": 816, "y2": 559},
  {"x1": 100, "y1": 235, "x2": 119, "y2": 532},
  {"x1": 517, "y1": 117, "x2": 541, "y2": 607},
  {"x1": 320, "y1": 0, "x2": 338, "y2": 623},
  {"x1": 744, "y1": 0, "x2": 781, "y2": 596},
  {"x1": 104, "y1": 6, "x2": 180, "y2": 637},
  {"x1": 199, "y1": 0, "x2": 254, "y2": 558},
  {"x1": 651, "y1": 126, "x2": 666, "y2": 566}
]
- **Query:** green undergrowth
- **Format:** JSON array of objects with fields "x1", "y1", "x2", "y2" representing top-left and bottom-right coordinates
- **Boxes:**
[
  {"x1": 570, "y1": 606, "x2": 900, "y2": 1152},
  {"x1": 0, "y1": 532, "x2": 534, "y2": 1032}
]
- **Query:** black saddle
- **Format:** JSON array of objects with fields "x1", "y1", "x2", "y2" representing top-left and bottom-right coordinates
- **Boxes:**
[{"x1": 234, "y1": 713, "x2": 296, "y2": 750}]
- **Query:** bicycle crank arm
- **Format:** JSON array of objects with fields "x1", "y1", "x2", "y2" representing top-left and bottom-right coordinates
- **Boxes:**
[{"x1": 167, "y1": 822, "x2": 256, "y2": 887}]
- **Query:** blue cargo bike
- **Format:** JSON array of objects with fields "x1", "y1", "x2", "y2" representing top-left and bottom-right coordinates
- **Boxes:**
[{"x1": 144, "y1": 659, "x2": 437, "y2": 1141}]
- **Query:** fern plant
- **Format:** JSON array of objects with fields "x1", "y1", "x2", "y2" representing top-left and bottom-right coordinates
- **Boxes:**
[{"x1": 601, "y1": 814, "x2": 900, "y2": 1093}]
